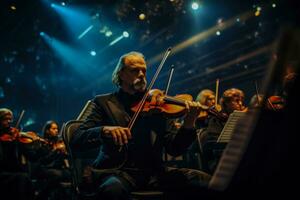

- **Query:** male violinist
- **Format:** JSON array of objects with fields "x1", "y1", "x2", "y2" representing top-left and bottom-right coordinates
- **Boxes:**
[
  {"x1": 71, "y1": 51, "x2": 211, "y2": 200},
  {"x1": 200, "y1": 88, "x2": 247, "y2": 173},
  {"x1": 0, "y1": 108, "x2": 35, "y2": 200}
]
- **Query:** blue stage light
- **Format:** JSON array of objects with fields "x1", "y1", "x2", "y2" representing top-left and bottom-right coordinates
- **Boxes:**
[
  {"x1": 191, "y1": 2, "x2": 199, "y2": 10},
  {"x1": 90, "y1": 50, "x2": 96, "y2": 56},
  {"x1": 123, "y1": 31, "x2": 129, "y2": 38}
]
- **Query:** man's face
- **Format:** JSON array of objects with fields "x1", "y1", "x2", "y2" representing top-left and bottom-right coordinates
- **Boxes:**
[
  {"x1": 48, "y1": 123, "x2": 59, "y2": 137},
  {"x1": 225, "y1": 94, "x2": 245, "y2": 113},
  {"x1": 119, "y1": 55, "x2": 147, "y2": 93},
  {"x1": 205, "y1": 94, "x2": 215, "y2": 107},
  {"x1": 0, "y1": 114, "x2": 13, "y2": 129}
]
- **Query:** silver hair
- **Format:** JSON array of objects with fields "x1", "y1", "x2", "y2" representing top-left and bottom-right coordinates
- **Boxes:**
[
  {"x1": 0, "y1": 108, "x2": 13, "y2": 120},
  {"x1": 112, "y1": 51, "x2": 145, "y2": 87}
]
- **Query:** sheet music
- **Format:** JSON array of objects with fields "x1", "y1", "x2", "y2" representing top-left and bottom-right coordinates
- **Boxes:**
[
  {"x1": 217, "y1": 110, "x2": 247, "y2": 143},
  {"x1": 209, "y1": 109, "x2": 259, "y2": 191}
]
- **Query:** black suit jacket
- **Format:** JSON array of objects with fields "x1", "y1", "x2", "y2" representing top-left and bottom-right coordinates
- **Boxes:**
[{"x1": 71, "y1": 91, "x2": 197, "y2": 172}]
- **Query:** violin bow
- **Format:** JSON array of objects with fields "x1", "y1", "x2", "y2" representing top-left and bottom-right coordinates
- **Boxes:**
[
  {"x1": 215, "y1": 78, "x2": 220, "y2": 108},
  {"x1": 127, "y1": 47, "x2": 172, "y2": 131},
  {"x1": 164, "y1": 65, "x2": 174, "y2": 96},
  {"x1": 14, "y1": 110, "x2": 25, "y2": 130},
  {"x1": 254, "y1": 80, "x2": 261, "y2": 106}
]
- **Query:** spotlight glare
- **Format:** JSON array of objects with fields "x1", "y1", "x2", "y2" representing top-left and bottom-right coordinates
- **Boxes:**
[
  {"x1": 139, "y1": 13, "x2": 146, "y2": 20},
  {"x1": 40, "y1": 32, "x2": 45, "y2": 36},
  {"x1": 191, "y1": 2, "x2": 199, "y2": 10},
  {"x1": 123, "y1": 31, "x2": 129, "y2": 38},
  {"x1": 10, "y1": 5, "x2": 16, "y2": 10},
  {"x1": 272, "y1": 3, "x2": 276, "y2": 8},
  {"x1": 61, "y1": 2, "x2": 66, "y2": 6},
  {"x1": 90, "y1": 50, "x2": 96, "y2": 56},
  {"x1": 255, "y1": 10, "x2": 260, "y2": 16},
  {"x1": 105, "y1": 31, "x2": 112, "y2": 37},
  {"x1": 216, "y1": 31, "x2": 221, "y2": 36},
  {"x1": 51, "y1": 3, "x2": 55, "y2": 8}
]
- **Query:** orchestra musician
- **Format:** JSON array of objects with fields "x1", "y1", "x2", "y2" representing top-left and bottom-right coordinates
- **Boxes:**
[
  {"x1": 195, "y1": 89, "x2": 216, "y2": 129},
  {"x1": 183, "y1": 89, "x2": 217, "y2": 170},
  {"x1": 71, "y1": 51, "x2": 211, "y2": 200},
  {"x1": 249, "y1": 94, "x2": 264, "y2": 108},
  {"x1": 0, "y1": 108, "x2": 35, "y2": 200},
  {"x1": 200, "y1": 88, "x2": 247, "y2": 173},
  {"x1": 32, "y1": 120, "x2": 71, "y2": 200}
]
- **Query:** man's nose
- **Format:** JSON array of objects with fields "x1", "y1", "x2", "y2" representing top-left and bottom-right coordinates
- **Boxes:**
[{"x1": 138, "y1": 70, "x2": 145, "y2": 77}]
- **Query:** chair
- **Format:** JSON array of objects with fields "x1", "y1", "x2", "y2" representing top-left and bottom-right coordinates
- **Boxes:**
[
  {"x1": 76, "y1": 100, "x2": 95, "y2": 121},
  {"x1": 62, "y1": 100, "x2": 98, "y2": 199},
  {"x1": 62, "y1": 100, "x2": 164, "y2": 200}
]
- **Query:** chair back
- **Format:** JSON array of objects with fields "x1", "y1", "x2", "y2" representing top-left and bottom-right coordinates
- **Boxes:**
[
  {"x1": 62, "y1": 100, "x2": 98, "y2": 196},
  {"x1": 62, "y1": 120, "x2": 84, "y2": 194},
  {"x1": 76, "y1": 100, "x2": 96, "y2": 121}
]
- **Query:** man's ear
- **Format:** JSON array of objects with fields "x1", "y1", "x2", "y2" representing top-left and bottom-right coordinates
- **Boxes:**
[{"x1": 119, "y1": 70, "x2": 125, "y2": 81}]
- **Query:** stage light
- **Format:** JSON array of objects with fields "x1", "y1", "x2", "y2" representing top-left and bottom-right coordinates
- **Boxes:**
[
  {"x1": 0, "y1": 87, "x2": 4, "y2": 98},
  {"x1": 255, "y1": 10, "x2": 260, "y2": 16},
  {"x1": 105, "y1": 31, "x2": 112, "y2": 37},
  {"x1": 10, "y1": 5, "x2": 16, "y2": 10},
  {"x1": 61, "y1": 2, "x2": 66, "y2": 6},
  {"x1": 90, "y1": 50, "x2": 96, "y2": 56},
  {"x1": 217, "y1": 18, "x2": 223, "y2": 25},
  {"x1": 191, "y1": 2, "x2": 199, "y2": 10},
  {"x1": 272, "y1": 3, "x2": 276, "y2": 8},
  {"x1": 139, "y1": 13, "x2": 146, "y2": 20},
  {"x1": 40, "y1": 32, "x2": 45, "y2": 36},
  {"x1": 216, "y1": 31, "x2": 221, "y2": 36},
  {"x1": 51, "y1": 3, "x2": 56, "y2": 8},
  {"x1": 123, "y1": 31, "x2": 129, "y2": 38},
  {"x1": 77, "y1": 25, "x2": 94, "y2": 39},
  {"x1": 236, "y1": 18, "x2": 240, "y2": 22}
]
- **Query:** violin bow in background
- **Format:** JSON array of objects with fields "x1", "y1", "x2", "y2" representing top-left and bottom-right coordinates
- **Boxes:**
[
  {"x1": 164, "y1": 65, "x2": 175, "y2": 96},
  {"x1": 14, "y1": 110, "x2": 25, "y2": 130}
]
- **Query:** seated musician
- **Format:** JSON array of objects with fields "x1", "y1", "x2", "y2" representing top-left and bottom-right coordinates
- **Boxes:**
[
  {"x1": 200, "y1": 88, "x2": 246, "y2": 174},
  {"x1": 195, "y1": 89, "x2": 216, "y2": 129},
  {"x1": 183, "y1": 89, "x2": 217, "y2": 170},
  {"x1": 71, "y1": 51, "x2": 211, "y2": 200},
  {"x1": 249, "y1": 94, "x2": 264, "y2": 108},
  {"x1": 0, "y1": 108, "x2": 35, "y2": 199},
  {"x1": 32, "y1": 120, "x2": 71, "y2": 200}
]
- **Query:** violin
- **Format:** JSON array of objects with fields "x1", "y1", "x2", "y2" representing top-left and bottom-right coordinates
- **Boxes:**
[
  {"x1": 0, "y1": 127, "x2": 48, "y2": 145},
  {"x1": 131, "y1": 89, "x2": 205, "y2": 117},
  {"x1": 51, "y1": 139, "x2": 67, "y2": 154},
  {"x1": 131, "y1": 89, "x2": 228, "y2": 121},
  {"x1": 199, "y1": 107, "x2": 228, "y2": 122},
  {"x1": 267, "y1": 95, "x2": 285, "y2": 111}
]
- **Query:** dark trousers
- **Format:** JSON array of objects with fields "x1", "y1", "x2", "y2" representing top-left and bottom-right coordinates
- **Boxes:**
[{"x1": 93, "y1": 167, "x2": 211, "y2": 200}]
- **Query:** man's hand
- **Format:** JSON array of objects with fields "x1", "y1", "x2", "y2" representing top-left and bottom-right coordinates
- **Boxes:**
[
  {"x1": 182, "y1": 101, "x2": 204, "y2": 129},
  {"x1": 102, "y1": 126, "x2": 132, "y2": 145}
]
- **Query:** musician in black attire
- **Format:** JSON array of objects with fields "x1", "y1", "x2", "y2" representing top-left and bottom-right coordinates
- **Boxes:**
[
  {"x1": 200, "y1": 88, "x2": 246, "y2": 173},
  {"x1": 71, "y1": 51, "x2": 211, "y2": 200},
  {"x1": 32, "y1": 120, "x2": 71, "y2": 200},
  {"x1": 0, "y1": 108, "x2": 35, "y2": 200}
]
